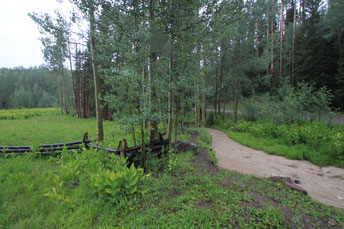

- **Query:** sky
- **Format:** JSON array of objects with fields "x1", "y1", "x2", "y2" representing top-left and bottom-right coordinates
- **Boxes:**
[{"x1": 0, "y1": 0, "x2": 74, "y2": 68}]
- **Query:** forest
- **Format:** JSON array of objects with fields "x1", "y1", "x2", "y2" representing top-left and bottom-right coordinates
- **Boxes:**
[
  {"x1": 16, "y1": 0, "x2": 341, "y2": 141},
  {"x1": 0, "y1": 67, "x2": 72, "y2": 109},
  {"x1": 1, "y1": 0, "x2": 344, "y2": 227}
]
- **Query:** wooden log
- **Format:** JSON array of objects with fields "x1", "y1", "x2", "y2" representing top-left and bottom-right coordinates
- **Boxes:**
[
  {"x1": 1, "y1": 145, "x2": 81, "y2": 153},
  {"x1": 39, "y1": 139, "x2": 94, "y2": 148},
  {"x1": 0, "y1": 151, "x2": 71, "y2": 157},
  {"x1": 1, "y1": 149, "x2": 32, "y2": 153},
  {"x1": 0, "y1": 146, "x2": 31, "y2": 150},
  {"x1": 91, "y1": 145, "x2": 120, "y2": 154}
]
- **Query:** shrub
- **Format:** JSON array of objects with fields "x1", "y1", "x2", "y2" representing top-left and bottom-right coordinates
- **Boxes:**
[
  {"x1": 233, "y1": 120, "x2": 254, "y2": 132},
  {"x1": 298, "y1": 122, "x2": 330, "y2": 147},
  {"x1": 91, "y1": 163, "x2": 147, "y2": 202},
  {"x1": 282, "y1": 126, "x2": 301, "y2": 145},
  {"x1": 242, "y1": 99, "x2": 260, "y2": 121},
  {"x1": 56, "y1": 149, "x2": 148, "y2": 203},
  {"x1": 328, "y1": 132, "x2": 344, "y2": 156},
  {"x1": 243, "y1": 82, "x2": 334, "y2": 125}
]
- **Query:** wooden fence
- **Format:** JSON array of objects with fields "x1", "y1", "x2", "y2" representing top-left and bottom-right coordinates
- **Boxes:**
[{"x1": 0, "y1": 132, "x2": 169, "y2": 164}]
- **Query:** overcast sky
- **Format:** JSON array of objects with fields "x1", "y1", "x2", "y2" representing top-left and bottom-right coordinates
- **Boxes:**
[{"x1": 0, "y1": 0, "x2": 74, "y2": 68}]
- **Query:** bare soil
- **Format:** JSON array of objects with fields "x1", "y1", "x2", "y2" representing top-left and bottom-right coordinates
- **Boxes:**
[{"x1": 206, "y1": 128, "x2": 344, "y2": 210}]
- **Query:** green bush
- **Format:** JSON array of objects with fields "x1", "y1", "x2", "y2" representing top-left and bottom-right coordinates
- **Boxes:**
[
  {"x1": 91, "y1": 163, "x2": 147, "y2": 202},
  {"x1": 232, "y1": 120, "x2": 254, "y2": 132},
  {"x1": 216, "y1": 117, "x2": 344, "y2": 164},
  {"x1": 298, "y1": 122, "x2": 329, "y2": 147},
  {"x1": 206, "y1": 113, "x2": 216, "y2": 126},
  {"x1": 242, "y1": 99, "x2": 260, "y2": 121},
  {"x1": 56, "y1": 149, "x2": 148, "y2": 203},
  {"x1": 328, "y1": 132, "x2": 344, "y2": 156},
  {"x1": 282, "y1": 126, "x2": 301, "y2": 145},
  {"x1": 242, "y1": 82, "x2": 334, "y2": 125}
]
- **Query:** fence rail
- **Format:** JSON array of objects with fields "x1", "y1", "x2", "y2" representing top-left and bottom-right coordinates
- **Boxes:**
[{"x1": 0, "y1": 132, "x2": 169, "y2": 165}]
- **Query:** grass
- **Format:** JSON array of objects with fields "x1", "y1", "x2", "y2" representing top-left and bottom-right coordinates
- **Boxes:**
[
  {"x1": 0, "y1": 108, "x2": 138, "y2": 147},
  {"x1": 0, "y1": 107, "x2": 61, "y2": 120},
  {"x1": 0, "y1": 108, "x2": 343, "y2": 228},
  {"x1": 1, "y1": 132, "x2": 343, "y2": 228}
]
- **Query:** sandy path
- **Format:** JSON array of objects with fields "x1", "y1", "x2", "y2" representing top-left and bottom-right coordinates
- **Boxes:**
[{"x1": 207, "y1": 128, "x2": 344, "y2": 209}]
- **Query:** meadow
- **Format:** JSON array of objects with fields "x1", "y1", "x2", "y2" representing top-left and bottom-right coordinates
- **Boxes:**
[
  {"x1": 0, "y1": 108, "x2": 343, "y2": 228},
  {"x1": 0, "y1": 108, "x2": 136, "y2": 148}
]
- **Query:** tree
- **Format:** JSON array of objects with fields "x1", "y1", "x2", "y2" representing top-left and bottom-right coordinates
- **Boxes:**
[{"x1": 29, "y1": 11, "x2": 72, "y2": 114}]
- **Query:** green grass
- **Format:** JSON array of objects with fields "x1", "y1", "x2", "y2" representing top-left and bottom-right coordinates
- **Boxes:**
[
  {"x1": 1, "y1": 134, "x2": 343, "y2": 228},
  {"x1": 0, "y1": 108, "x2": 138, "y2": 147},
  {"x1": 0, "y1": 108, "x2": 343, "y2": 228},
  {"x1": 0, "y1": 107, "x2": 61, "y2": 120}
]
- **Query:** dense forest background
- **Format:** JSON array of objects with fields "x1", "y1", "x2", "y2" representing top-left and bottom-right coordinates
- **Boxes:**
[
  {"x1": 1, "y1": 0, "x2": 343, "y2": 141},
  {"x1": 0, "y1": 67, "x2": 72, "y2": 109}
]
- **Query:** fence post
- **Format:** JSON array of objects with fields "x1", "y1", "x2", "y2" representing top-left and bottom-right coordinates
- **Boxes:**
[
  {"x1": 118, "y1": 140, "x2": 124, "y2": 157},
  {"x1": 83, "y1": 132, "x2": 89, "y2": 149},
  {"x1": 123, "y1": 139, "x2": 128, "y2": 149}
]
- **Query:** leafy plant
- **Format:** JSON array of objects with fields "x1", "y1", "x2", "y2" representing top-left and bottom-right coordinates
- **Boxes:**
[
  {"x1": 167, "y1": 153, "x2": 177, "y2": 174},
  {"x1": 91, "y1": 163, "x2": 148, "y2": 202}
]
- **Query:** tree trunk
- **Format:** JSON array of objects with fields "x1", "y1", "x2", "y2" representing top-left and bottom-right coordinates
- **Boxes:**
[
  {"x1": 219, "y1": 48, "x2": 224, "y2": 115},
  {"x1": 201, "y1": 51, "x2": 206, "y2": 127},
  {"x1": 174, "y1": 103, "x2": 178, "y2": 143},
  {"x1": 90, "y1": 7, "x2": 104, "y2": 142},
  {"x1": 68, "y1": 42, "x2": 78, "y2": 117},
  {"x1": 168, "y1": 39, "x2": 173, "y2": 147},
  {"x1": 301, "y1": 0, "x2": 305, "y2": 20},
  {"x1": 79, "y1": 60, "x2": 84, "y2": 118},
  {"x1": 234, "y1": 86, "x2": 239, "y2": 123},
  {"x1": 234, "y1": 37, "x2": 241, "y2": 123},
  {"x1": 267, "y1": 21, "x2": 270, "y2": 74},
  {"x1": 61, "y1": 68, "x2": 68, "y2": 114},
  {"x1": 271, "y1": 21, "x2": 274, "y2": 80},
  {"x1": 195, "y1": 82, "x2": 201, "y2": 127},
  {"x1": 280, "y1": 0, "x2": 284, "y2": 83},
  {"x1": 56, "y1": 71, "x2": 64, "y2": 115},
  {"x1": 255, "y1": 20, "x2": 259, "y2": 57},
  {"x1": 149, "y1": 0, "x2": 160, "y2": 142},
  {"x1": 339, "y1": 33, "x2": 342, "y2": 63},
  {"x1": 132, "y1": 124, "x2": 136, "y2": 146},
  {"x1": 222, "y1": 86, "x2": 226, "y2": 120},
  {"x1": 215, "y1": 68, "x2": 218, "y2": 115},
  {"x1": 141, "y1": 122, "x2": 146, "y2": 172},
  {"x1": 292, "y1": 0, "x2": 297, "y2": 84}
]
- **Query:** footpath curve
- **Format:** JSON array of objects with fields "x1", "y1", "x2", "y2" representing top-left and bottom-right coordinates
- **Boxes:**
[{"x1": 206, "y1": 128, "x2": 344, "y2": 209}]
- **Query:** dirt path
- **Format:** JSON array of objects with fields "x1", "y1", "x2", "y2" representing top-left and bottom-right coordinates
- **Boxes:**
[{"x1": 207, "y1": 128, "x2": 344, "y2": 209}]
